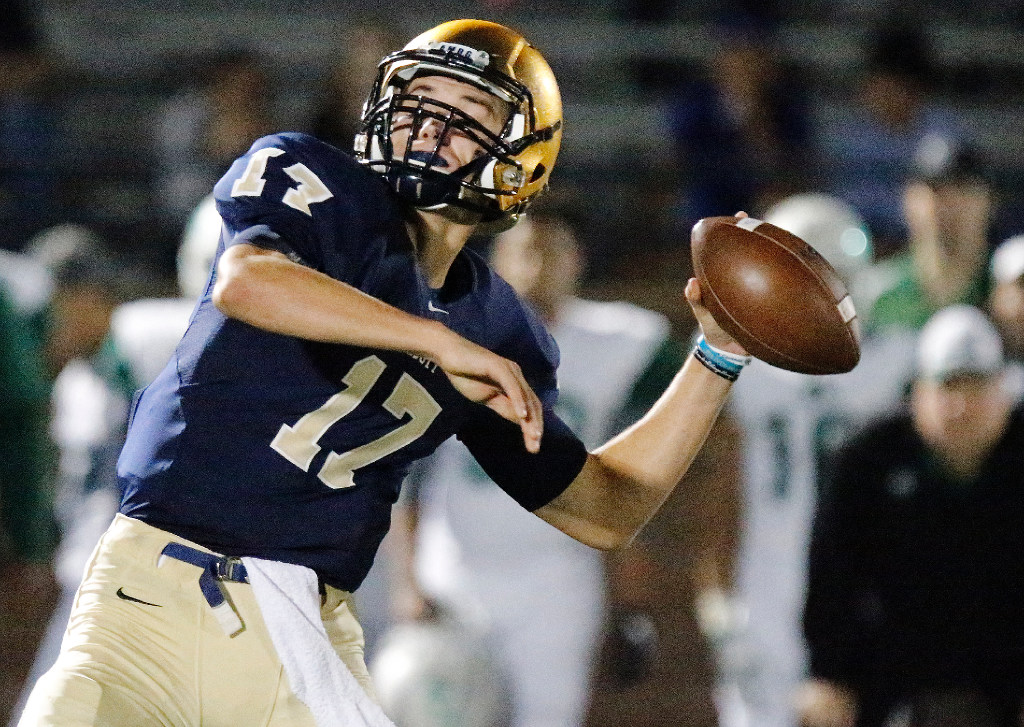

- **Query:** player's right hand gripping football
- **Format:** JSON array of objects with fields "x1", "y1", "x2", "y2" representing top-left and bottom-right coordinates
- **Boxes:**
[
  {"x1": 685, "y1": 278, "x2": 747, "y2": 357},
  {"x1": 686, "y1": 211, "x2": 749, "y2": 358},
  {"x1": 434, "y1": 336, "x2": 544, "y2": 453}
]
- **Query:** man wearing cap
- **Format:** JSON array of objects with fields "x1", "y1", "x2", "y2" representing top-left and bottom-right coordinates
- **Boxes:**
[
  {"x1": 867, "y1": 135, "x2": 994, "y2": 332},
  {"x1": 796, "y1": 304, "x2": 1024, "y2": 727}
]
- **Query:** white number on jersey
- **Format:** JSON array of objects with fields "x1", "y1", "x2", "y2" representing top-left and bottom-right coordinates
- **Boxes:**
[
  {"x1": 270, "y1": 356, "x2": 441, "y2": 489},
  {"x1": 230, "y1": 147, "x2": 334, "y2": 216}
]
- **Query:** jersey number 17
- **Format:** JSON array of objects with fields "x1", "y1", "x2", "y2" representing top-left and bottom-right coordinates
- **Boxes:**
[{"x1": 271, "y1": 355, "x2": 442, "y2": 489}]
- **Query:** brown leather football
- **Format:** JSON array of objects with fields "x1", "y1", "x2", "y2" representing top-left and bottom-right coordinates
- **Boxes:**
[{"x1": 691, "y1": 215, "x2": 861, "y2": 374}]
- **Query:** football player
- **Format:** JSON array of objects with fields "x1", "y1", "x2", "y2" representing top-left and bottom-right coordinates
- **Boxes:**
[
  {"x1": 18, "y1": 19, "x2": 749, "y2": 727},
  {"x1": 708, "y1": 194, "x2": 917, "y2": 727}
]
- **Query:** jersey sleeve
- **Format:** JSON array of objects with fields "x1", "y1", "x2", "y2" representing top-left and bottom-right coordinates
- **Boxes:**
[{"x1": 212, "y1": 132, "x2": 399, "y2": 287}]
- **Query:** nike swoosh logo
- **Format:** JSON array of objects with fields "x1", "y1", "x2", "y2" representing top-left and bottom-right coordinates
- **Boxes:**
[
  {"x1": 116, "y1": 587, "x2": 162, "y2": 607},
  {"x1": 427, "y1": 300, "x2": 448, "y2": 315}
]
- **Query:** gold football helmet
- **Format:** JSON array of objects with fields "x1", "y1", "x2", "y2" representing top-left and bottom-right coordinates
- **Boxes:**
[{"x1": 354, "y1": 19, "x2": 562, "y2": 228}]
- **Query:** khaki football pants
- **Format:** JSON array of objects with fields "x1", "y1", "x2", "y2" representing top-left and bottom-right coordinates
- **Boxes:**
[{"x1": 18, "y1": 514, "x2": 374, "y2": 726}]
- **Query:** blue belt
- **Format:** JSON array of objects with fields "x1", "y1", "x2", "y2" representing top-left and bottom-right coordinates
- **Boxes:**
[{"x1": 158, "y1": 542, "x2": 248, "y2": 636}]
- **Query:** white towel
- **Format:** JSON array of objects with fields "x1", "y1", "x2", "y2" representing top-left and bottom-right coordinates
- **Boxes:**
[{"x1": 242, "y1": 557, "x2": 396, "y2": 727}]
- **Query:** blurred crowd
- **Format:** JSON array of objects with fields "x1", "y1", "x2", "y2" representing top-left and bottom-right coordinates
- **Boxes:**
[{"x1": 3, "y1": 1, "x2": 1024, "y2": 726}]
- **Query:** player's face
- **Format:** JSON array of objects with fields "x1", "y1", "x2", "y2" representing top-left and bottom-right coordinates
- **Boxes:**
[
  {"x1": 389, "y1": 74, "x2": 510, "y2": 173},
  {"x1": 47, "y1": 283, "x2": 119, "y2": 377}
]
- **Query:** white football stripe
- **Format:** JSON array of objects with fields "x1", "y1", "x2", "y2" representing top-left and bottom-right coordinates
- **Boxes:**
[
  {"x1": 837, "y1": 295, "x2": 857, "y2": 323},
  {"x1": 736, "y1": 217, "x2": 764, "y2": 231}
]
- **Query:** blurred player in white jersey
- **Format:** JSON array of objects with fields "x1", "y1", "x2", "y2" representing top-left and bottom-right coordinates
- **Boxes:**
[
  {"x1": 4, "y1": 227, "x2": 130, "y2": 726},
  {"x1": 382, "y1": 213, "x2": 684, "y2": 727},
  {"x1": 8, "y1": 198, "x2": 221, "y2": 726},
  {"x1": 711, "y1": 194, "x2": 918, "y2": 727}
]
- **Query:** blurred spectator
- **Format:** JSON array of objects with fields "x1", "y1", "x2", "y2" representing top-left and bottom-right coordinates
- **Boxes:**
[
  {"x1": 585, "y1": 408, "x2": 740, "y2": 727},
  {"x1": 800, "y1": 305, "x2": 1024, "y2": 727},
  {"x1": 111, "y1": 194, "x2": 219, "y2": 386},
  {"x1": 867, "y1": 135, "x2": 994, "y2": 333},
  {"x1": 307, "y1": 24, "x2": 404, "y2": 152},
  {"x1": 0, "y1": 276, "x2": 56, "y2": 569},
  {"x1": 710, "y1": 194, "x2": 916, "y2": 727},
  {"x1": 0, "y1": 245, "x2": 52, "y2": 349},
  {"x1": 987, "y1": 234, "x2": 1024, "y2": 399},
  {"x1": 0, "y1": 242, "x2": 55, "y2": 726},
  {"x1": 0, "y1": 1, "x2": 61, "y2": 251},
  {"x1": 153, "y1": 48, "x2": 274, "y2": 235},
  {"x1": 379, "y1": 213, "x2": 688, "y2": 727},
  {"x1": 819, "y1": 22, "x2": 964, "y2": 256},
  {"x1": 666, "y1": 22, "x2": 814, "y2": 227}
]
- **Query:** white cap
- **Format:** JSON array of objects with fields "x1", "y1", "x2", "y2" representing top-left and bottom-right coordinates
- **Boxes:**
[
  {"x1": 916, "y1": 305, "x2": 1004, "y2": 382},
  {"x1": 990, "y1": 234, "x2": 1024, "y2": 285}
]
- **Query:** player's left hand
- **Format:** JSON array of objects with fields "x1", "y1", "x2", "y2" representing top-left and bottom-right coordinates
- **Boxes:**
[{"x1": 434, "y1": 335, "x2": 544, "y2": 453}]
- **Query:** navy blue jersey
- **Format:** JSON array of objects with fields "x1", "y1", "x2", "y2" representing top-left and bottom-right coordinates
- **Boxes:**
[{"x1": 118, "y1": 133, "x2": 587, "y2": 590}]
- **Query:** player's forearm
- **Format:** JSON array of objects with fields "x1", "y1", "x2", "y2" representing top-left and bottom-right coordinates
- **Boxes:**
[
  {"x1": 214, "y1": 244, "x2": 452, "y2": 359},
  {"x1": 536, "y1": 353, "x2": 733, "y2": 550}
]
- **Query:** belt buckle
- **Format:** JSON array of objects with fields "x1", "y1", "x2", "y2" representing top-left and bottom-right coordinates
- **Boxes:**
[{"x1": 217, "y1": 556, "x2": 244, "y2": 582}]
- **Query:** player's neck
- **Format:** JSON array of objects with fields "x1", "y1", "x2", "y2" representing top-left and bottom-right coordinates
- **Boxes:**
[{"x1": 407, "y1": 209, "x2": 477, "y2": 289}]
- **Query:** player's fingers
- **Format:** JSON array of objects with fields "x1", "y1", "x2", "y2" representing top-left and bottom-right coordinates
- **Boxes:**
[
  {"x1": 685, "y1": 278, "x2": 748, "y2": 356},
  {"x1": 524, "y1": 391, "x2": 543, "y2": 452},
  {"x1": 734, "y1": 210, "x2": 749, "y2": 219},
  {"x1": 472, "y1": 382, "x2": 541, "y2": 454},
  {"x1": 494, "y1": 362, "x2": 543, "y2": 453},
  {"x1": 438, "y1": 341, "x2": 543, "y2": 452},
  {"x1": 519, "y1": 416, "x2": 542, "y2": 453},
  {"x1": 685, "y1": 277, "x2": 702, "y2": 305},
  {"x1": 686, "y1": 278, "x2": 713, "y2": 319},
  {"x1": 491, "y1": 393, "x2": 541, "y2": 454}
]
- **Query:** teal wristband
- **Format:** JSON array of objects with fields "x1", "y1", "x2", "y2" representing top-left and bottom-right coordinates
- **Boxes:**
[{"x1": 694, "y1": 336, "x2": 751, "y2": 382}]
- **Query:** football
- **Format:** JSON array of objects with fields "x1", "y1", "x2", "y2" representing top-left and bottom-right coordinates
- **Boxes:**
[{"x1": 691, "y1": 215, "x2": 861, "y2": 374}]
